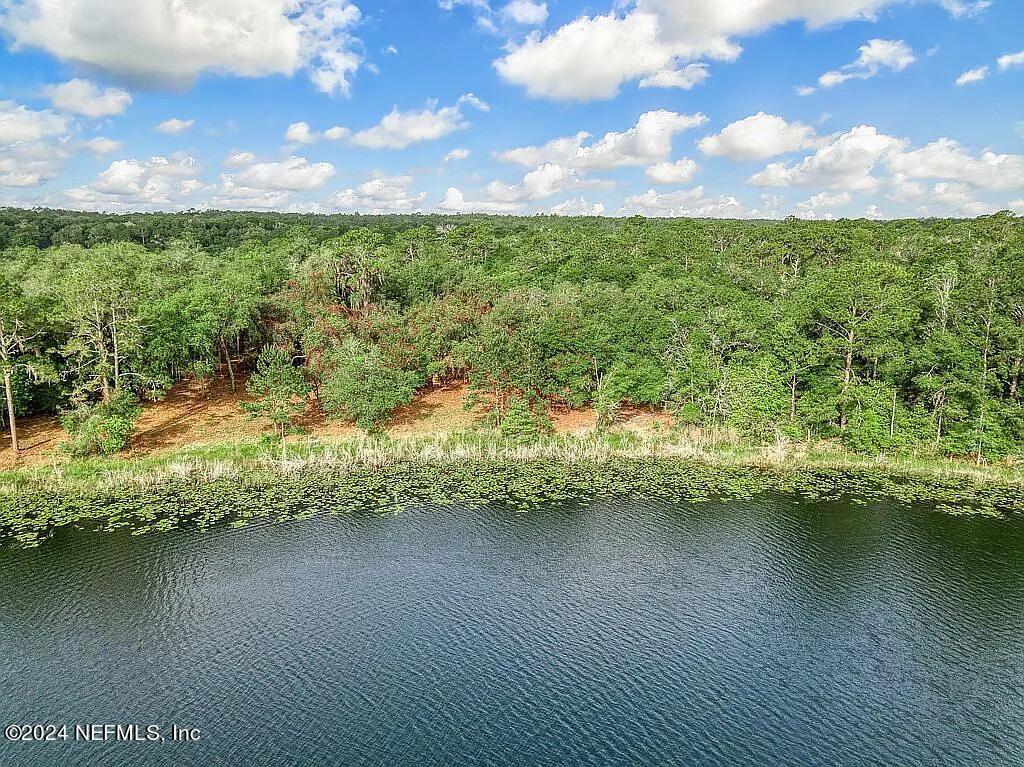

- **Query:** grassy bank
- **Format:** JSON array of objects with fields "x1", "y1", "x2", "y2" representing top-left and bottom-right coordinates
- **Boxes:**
[
  {"x1": 4, "y1": 429, "x2": 1024, "y2": 491},
  {"x1": 2, "y1": 431, "x2": 1022, "y2": 548}
]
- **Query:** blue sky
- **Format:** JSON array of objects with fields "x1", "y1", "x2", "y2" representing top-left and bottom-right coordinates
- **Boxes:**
[{"x1": 0, "y1": 0, "x2": 1021, "y2": 218}]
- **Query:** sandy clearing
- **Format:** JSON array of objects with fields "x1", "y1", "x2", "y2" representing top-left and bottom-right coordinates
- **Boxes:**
[{"x1": 0, "y1": 375, "x2": 671, "y2": 468}]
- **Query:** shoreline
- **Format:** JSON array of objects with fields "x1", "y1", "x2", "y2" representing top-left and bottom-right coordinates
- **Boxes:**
[
  {"x1": 5, "y1": 429, "x2": 1024, "y2": 489},
  {"x1": 2, "y1": 432, "x2": 1021, "y2": 548}
]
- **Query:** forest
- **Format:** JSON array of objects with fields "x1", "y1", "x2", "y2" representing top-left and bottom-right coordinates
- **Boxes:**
[{"x1": 0, "y1": 208, "x2": 1022, "y2": 464}]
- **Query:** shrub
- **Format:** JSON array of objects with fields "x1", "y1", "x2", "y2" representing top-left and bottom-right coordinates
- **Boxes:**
[
  {"x1": 724, "y1": 357, "x2": 789, "y2": 442},
  {"x1": 499, "y1": 396, "x2": 552, "y2": 444},
  {"x1": 241, "y1": 346, "x2": 310, "y2": 437},
  {"x1": 61, "y1": 390, "x2": 143, "y2": 456},
  {"x1": 319, "y1": 338, "x2": 420, "y2": 433},
  {"x1": 840, "y1": 381, "x2": 934, "y2": 454}
]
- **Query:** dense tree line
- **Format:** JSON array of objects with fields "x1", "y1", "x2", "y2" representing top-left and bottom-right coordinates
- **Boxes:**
[
  {"x1": 0, "y1": 208, "x2": 559, "y2": 252},
  {"x1": 0, "y1": 208, "x2": 1022, "y2": 462}
]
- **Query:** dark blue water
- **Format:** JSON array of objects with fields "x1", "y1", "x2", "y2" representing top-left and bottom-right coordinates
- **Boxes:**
[{"x1": 2, "y1": 495, "x2": 1023, "y2": 766}]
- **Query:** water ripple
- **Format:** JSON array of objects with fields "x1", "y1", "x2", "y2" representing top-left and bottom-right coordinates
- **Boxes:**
[{"x1": 1, "y1": 494, "x2": 1023, "y2": 766}]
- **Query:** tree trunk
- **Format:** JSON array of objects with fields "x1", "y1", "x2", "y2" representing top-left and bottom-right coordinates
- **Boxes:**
[
  {"x1": 93, "y1": 301, "x2": 111, "y2": 400},
  {"x1": 976, "y1": 323, "x2": 992, "y2": 466},
  {"x1": 840, "y1": 327, "x2": 855, "y2": 431},
  {"x1": 110, "y1": 305, "x2": 121, "y2": 390},
  {"x1": 889, "y1": 387, "x2": 897, "y2": 441},
  {"x1": 3, "y1": 369, "x2": 18, "y2": 454},
  {"x1": 976, "y1": 398, "x2": 986, "y2": 466},
  {"x1": 789, "y1": 371, "x2": 798, "y2": 421},
  {"x1": 221, "y1": 337, "x2": 236, "y2": 392}
]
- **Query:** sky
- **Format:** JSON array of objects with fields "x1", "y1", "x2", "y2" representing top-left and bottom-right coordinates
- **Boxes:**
[{"x1": 0, "y1": 0, "x2": 1021, "y2": 219}]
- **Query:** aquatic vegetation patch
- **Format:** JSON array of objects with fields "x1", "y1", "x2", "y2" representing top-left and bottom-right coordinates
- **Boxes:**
[{"x1": 2, "y1": 448, "x2": 1021, "y2": 547}]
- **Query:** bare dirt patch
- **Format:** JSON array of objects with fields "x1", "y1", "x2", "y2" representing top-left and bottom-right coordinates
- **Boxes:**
[
  {"x1": 549, "y1": 402, "x2": 597, "y2": 433},
  {"x1": 130, "y1": 376, "x2": 263, "y2": 454},
  {"x1": 0, "y1": 374, "x2": 260, "y2": 469},
  {"x1": 0, "y1": 416, "x2": 66, "y2": 469},
  {"x1": 0, "y1": 377, "x2": 673, "y2": 468},
  {"x1": 386, "y1": 381, "x2": 485, "y2": 437}
]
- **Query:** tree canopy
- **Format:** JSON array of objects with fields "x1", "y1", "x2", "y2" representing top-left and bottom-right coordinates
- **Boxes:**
[{"x1": 1, "y1": 208, "x2": 1022, "y2": 461}]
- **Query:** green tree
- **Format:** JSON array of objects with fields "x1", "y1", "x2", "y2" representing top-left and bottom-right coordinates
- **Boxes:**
[
  {"x1": 796, "y1": 254, "x2": 915, "y2": 435},
  {"x1": 44, "y1": 243, "x2": 153, "y2": 401},
  {"x1": 319, "y1": 338, "x2": 420, "y2": 433},
  {"x1": 242, "y1": 347, "x2": 309, "y2": 438},
  {"x1": 61, "y1": 390, "x2": 143, "y2": 457},
  {"x1": 0, "y1": 265, "x2": 53, "y2": 453}
]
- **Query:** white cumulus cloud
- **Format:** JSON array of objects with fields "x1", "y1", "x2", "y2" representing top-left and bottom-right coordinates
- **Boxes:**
[
  {"x1": 495, "y1": 11, "x2": 678, "y2": 102},
  {"x1": 307, "y1": 94, "x2": 487, "y2": 150},
  {"x1": 0, "y1": 139, "x2": 72, "y2": 187},
  {"x1": 439, "y1": 186, "x2": 522, "y2": 213},
  {"x1": 794, "y1": 191, "x2": 852, "y2": 219},
  {"x1": 550, "y1": 197, "x2": 604, "y2": 216},
  {"x1": 621, "y1": 185, "x2": 747, "y2": 218},
  {"x1": 955, "y1": 66, "x2": 988, "y2": 86},
  {"x1": 749, "y1": 125, "x2": 906, "y2": 192},
  {"x1": 646, "y1": 158, "x2": 699, "y2": 184},
  {"x1": 224, "y1": 151, "x2": 258, "y2": 168},
  {"x1": 494, "y1": 1, "x2": 977, "y2": 102},
  {"x1": 501, "y1": 0, "x2": 547, "y2": 25},
  {"x1": 323, "y1": 126, "x2": 351, "y2": 141},
  {"x1": 928, "y1": 181, "x2": 995, "y2": 216},
  {"x1": 0, "y1": 101, "x2": 68, "y2": 146},
  {"x1": 638, "y1": 63, "x2": 710, "y2": 90},
  {"x1": 332, "y1": 173, "x2": 427, "y2": 212},
  {"x1": 46, "y1": 79, "x2": 132, "y2": 117},
  {"x1": 0, "y1": 0, "x2": 365, "y2": 96},
  {"x1": 887, "y1": 138, "x2": 1024, "y2": 191},
  {"x1": 214, "y1": 155, "x2": 333, "y2": 209},
  {"x1": 64, "y1": 152, "x2": 205, "y2": 210},
  {"x1": 350, "y1": 103, "x2": 467, "y2": 149},
  {"x1": 156, "y1": 118, "x2": 195, "y2": 135},
  {"x1": 227, "y1": 156, "x2": 335, "y2": 191},
  {"x1": 997, "y1": 50, "x2": 1024, "y2": 70},
  {"x1": 285, "y1": 122, "x2": 319, "y2": 144},
  {"x1": 698, "y1": 113, "x2": 818, "y2": 160},
  {"x1": 81, "y1": 137, "x2": 122, "y2": 154},
  {"x1": 498, "y1": 110, "x2": 707, "y2": 170},
  {"x1": 485, "y1": 162, "x2": 577, "y2": 202},
  {"x1": 817, "y1": 39, "x2": 915, "y2": 89}
]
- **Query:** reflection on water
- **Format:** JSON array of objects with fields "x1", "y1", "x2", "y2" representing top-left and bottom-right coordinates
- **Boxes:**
[{"x1": 1, "y1": 496, "x2": 1023, "y2": 766}]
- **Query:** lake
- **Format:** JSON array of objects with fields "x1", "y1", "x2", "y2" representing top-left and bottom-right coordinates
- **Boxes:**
[{"x1": 2, "y1": 494, "x2": 1023, "y2": 766}]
